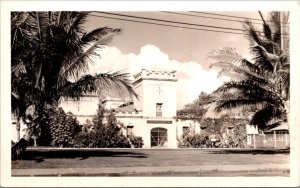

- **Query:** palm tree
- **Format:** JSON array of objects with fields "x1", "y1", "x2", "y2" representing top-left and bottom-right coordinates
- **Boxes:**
[
  {"x1": 207, "y1": 11, "x2": 289, "y2": 130},
  {"x1": 11, "y1": 11, "x2": 137, "y2": 159}
]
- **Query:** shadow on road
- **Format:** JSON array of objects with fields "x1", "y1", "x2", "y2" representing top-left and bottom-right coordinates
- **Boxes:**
[
  {"x1": 19, "y1": 149, "x2": 148, "y2": 162},
  {"x1": 207, "y1": 149, "x2": 290, "y2": 155}
]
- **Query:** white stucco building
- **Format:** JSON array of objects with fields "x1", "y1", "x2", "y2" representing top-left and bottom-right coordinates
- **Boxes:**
[
  {"x1": 59, "y1": 69, "x2": 201, "y2": 148},
  {"x1": 11, "y1": 69, "x2": 263, "y2": 148}
]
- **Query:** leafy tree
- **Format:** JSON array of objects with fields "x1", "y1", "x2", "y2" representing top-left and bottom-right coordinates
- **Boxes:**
[
  {"x1": 74, "y1": 106, "x2": 131, "y2": 148},
  {"x1": 207, "y1": 11, "x2": 289, "y2": 130},
  {"x1": 11, "y1": 11, "x2": 137, "y2": 158},
  {"x1": 49, "y1": 108, "x2": 82, "y2": 147},
  {"x1": 177, "y1": 92, "x2": 213, "y2": 121}
]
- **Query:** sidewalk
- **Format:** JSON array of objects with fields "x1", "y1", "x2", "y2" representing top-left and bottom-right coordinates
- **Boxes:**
[{"x1": 12, "y1": 164, "x2": 290, "y2": 176}]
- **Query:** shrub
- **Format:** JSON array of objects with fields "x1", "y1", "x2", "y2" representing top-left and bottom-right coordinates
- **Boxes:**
[
  {"x1": 36, "y1": 105, "x2": 82, "y2": 147},
  {"x1": 48, "y1": 107, "x2": 82, "y2": 147},
  {"x1": 82, "y1": 119, "x2": 93, "y2": 133},
  {"x1": 178, "y1": 131, "x2": 217, "y2": 148},
  {"x1": 129, "y1": 135, "x2": 144, "y2": 148},
  {"x1": 73, "y1": 107, "x2": 132, "y2": 148},
  {"x1": 198, "y1": 117, "x2": 247, "y2": 148},
  {"x1": 73, "y1": 131, "x2": 97, "y2": 148}
]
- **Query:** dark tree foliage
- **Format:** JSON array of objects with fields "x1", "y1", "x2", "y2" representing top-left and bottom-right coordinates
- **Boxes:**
[
  {"x1": 37, "y1": 105, "x2": 82, "y2": 147},
  {"x1": 177, "y1": 92, "x2": 213, "y2": 121},
  {"x1": 11, "y1": 11, "x2": 137, "y2": 158},
  {"x1": 74, "y1": 106, "x2": 131, "y2": 148},
  {"x1": 178, "y1": 117, "x2": 247, "y2": 148},
  {"x1": 129, "y1": 135, "x2": 144, "y2": 148}
]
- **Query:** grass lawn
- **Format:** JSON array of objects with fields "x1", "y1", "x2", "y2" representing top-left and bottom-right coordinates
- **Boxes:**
[{"x1": 12, "y1": 148, "x2": 289, "y2": 169}]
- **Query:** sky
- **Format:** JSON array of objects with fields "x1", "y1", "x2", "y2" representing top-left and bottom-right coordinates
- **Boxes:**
[{"x1": 83, "y1": 11, "x2": 269, "y2": 109}]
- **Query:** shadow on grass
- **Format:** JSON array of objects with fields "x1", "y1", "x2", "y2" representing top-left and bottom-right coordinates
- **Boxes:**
[
  {"x1": 207, "y1": 148, "x2": 290, "y2": 155},
  {"x1": 19, "y1": 149, "x2": 148, "y2": 162}
]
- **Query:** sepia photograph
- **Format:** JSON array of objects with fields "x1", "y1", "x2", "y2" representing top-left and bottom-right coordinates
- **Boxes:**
[{"x1": 1, "y1": 1, "x2": 300, "y2": 187}]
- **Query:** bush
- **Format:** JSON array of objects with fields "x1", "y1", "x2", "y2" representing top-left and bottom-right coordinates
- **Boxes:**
[
  {"x1": 73, "y1": 131, "x2": 97, "y2": 148},
  {"x1": 178, "y1": 131, "x2": 217, "y2": 148},
  {"x1": 197, "y1": 117, "x2": 247, "y2": 148},
  {"x1": 46, "y1": 107, "x2": 82, "y2": 147},
  {"x1": 129, "y1": 135, "x2": 144, "y2": 148},
  {"x1": 36, "y1": 105, "x2": 82, "y2": 147},
  {"x1": 73, "y1": 107, "x2": 132, "y2": 148}
]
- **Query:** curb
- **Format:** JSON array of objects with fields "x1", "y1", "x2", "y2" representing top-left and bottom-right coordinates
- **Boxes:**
[{"x1": 12, "y1": 164, "x2": 290, "y2": 176}]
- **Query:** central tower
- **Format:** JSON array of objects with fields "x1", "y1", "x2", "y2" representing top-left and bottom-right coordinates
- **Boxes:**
[
  {"x1": 133, "y1": 69, "x2": 177, "y2": 118},
  {"x1": 132, "y1": 69, "x2": 178, "y2": 147}
]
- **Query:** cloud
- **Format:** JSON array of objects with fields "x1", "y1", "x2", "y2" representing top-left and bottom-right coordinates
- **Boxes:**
[
  {"x1": 88, "y1": 44, "x2": 224, "y2": 109},
  {"x1": 88, "y1": 47, "x2": 131, "y2": 74}
]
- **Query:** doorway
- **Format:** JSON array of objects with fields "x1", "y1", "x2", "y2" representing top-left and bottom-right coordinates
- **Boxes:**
[{"x1": 151, "y1": 128, "x2": 167, "y2": 147}]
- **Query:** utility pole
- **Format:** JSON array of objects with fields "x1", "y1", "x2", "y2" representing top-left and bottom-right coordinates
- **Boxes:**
[{"x1": 280, "y1": 12, "x2": 283, "y2": 51}]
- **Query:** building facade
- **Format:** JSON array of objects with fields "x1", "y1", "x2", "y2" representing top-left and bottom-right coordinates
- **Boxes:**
[
  {"x1": 59, "y1": 69, "x2": 201, "y2": 148},
  {"x1": 115, "y1": 69, "x2": 178, "y2": 148},
  {"x1": 12, "y1": 69, "x2": 270, "y2": 148}
]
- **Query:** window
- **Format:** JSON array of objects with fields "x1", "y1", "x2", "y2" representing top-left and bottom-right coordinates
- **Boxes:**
[
  {"x1": 183, "y1": 126, "x2": 189, "y2": 133},
  {"x1": 151, "y1": 128, "x2": 167, "y2": 147},
  {"x1": 127, "y1": 125, "x2": 134, "y2": 137},
  {"x1": 200, "y1": 125, "x2": 206, "y2": 130},
  {"x1": 156, "y1": 103, "x2": 162, "y2": 117}
]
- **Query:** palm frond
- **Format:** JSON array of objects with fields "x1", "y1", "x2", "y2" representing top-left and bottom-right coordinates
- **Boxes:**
[
  {"x1": 214, "y1": 99, "x2": 267, "y2": 113},
  {"x1": 208, "y1": 47, "x2": 242, "y2": 64},
  {"x1": 11, "y1": 12, "x2": 35, "y2": 49},
  {"x1": 36, "y1": 12, "x2": 49, "y2": 40},
  {"x1": 73, "y1": 13, "x2": 87, "y2": 33},
  {"x1": 262, "y1": 23, "x2": 272, "y2": 40},
  {"x1": 208, "y1": 47, "x2": 263, "y2": 75},
  {"x1": 11, "y1": 12, "x2": 30, "y2": 30},
  {"x1": 215, "y1": 80, "x2": 283, "y2": 107},
  {"x1": 258, "y1": 11, "x2": 272, "y2": 40},
  {"x1": 252, "y1": 45, "x2": 275, "y2": 72},
  {"x1": 211, "y1": 61, "x2": 269, "y2": 84},
  {"x1": 55, "y1": 12, "x2": 84, "y2": 37},
  {"x1": 12, "y1": 62, "x2": 27, "y2": 76},
  {"x1": 81, "y1": 27, "x2": 120, "y2": 43},
  {"x1": 243, "y1": 20, "x2": 263, "y2": 47},
  {"x1": 254, "y1": 45, "x2": 279, "y2": 62},
  {"x1": 60, "y1": 29, "x2": 120, "y2": 80},
  {"x1": 269, "y1": 12, "x2": 281, "y2": 46},
  {"x1": 250, "y1": 105, "x2": 285, "y2": 129},
  {"x1": 244, "y1": 20, "x2": 278, "y2": 54},
  {"x1": 59, "y1": 71, "x2": 138, "y2": 100},
  {"x1": 207, "y1": 12, "x2": 289, "y2": 131}
]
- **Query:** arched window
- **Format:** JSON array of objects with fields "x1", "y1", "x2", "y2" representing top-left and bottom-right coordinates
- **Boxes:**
[{"x1": 151, "y1": 128, "x2": 167, "y2": 147}]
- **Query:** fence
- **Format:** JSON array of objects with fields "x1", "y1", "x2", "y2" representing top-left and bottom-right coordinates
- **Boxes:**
[{"x1": 252, "y1": 131, "x2": 289, "y2": 148}]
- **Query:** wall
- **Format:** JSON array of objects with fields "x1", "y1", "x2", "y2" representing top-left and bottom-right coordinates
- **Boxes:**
[
  {"x1": 176, "y1": 119, "x2": 201, "y2": 137},
  {"x1": 11, "y1": 117, "x2": 28, "y2": 143},
  {"x1": 133, "y1": 70, "x2": 177, "y2": 118},
  {"x1": 116, "y1": 111, "x2": 178, "y2": 148},
  {"x1": 59, "y1": 96, "x2": 99, "y2": 124}
]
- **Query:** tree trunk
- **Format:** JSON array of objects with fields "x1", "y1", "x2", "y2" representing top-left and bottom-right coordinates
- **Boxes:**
[
  {"x1": 286, "y1": 101, "x2": 290, "y2": 131},
  {"x1": 16, "y1": 118, "x2": 20, "y2": 142},
  {"x1": 11, "y1": 125, "x2": 34, "y2": 160}
]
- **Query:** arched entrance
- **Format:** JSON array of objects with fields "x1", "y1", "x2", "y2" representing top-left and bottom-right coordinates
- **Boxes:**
[{"x1": 151, "y1": 128, "x2": 167, "y2": 147}]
